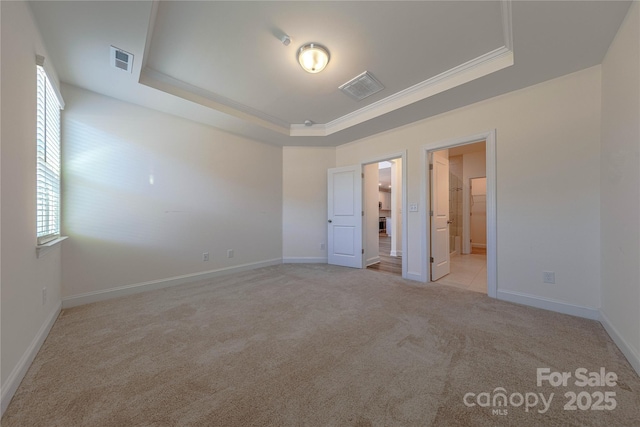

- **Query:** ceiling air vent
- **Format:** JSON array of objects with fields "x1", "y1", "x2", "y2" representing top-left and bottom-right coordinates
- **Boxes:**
[
  {"x1": 339, "y1": 71, "x2": 384, "y2": 101},
  {"x1": 110, "y1": 46, "x2": 133, "y2": 73}
]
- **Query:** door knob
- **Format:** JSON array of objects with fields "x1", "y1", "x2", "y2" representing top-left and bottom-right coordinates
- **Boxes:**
[
  {"x1": 328, "y1": 219, "x2": 332, "y2": 223},
  {"x1": 447, "y1": 220, "x2": 453, "y2": 224}
]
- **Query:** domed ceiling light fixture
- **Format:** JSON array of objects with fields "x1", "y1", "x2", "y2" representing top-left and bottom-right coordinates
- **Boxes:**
[{"x1": 297, "y1": 43, "x2": 330, "y2": 73}]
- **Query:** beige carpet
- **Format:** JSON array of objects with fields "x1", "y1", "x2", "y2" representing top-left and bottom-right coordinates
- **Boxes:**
[{"x1": 3, "y1": 264, "x2": 639, "y2": 426}]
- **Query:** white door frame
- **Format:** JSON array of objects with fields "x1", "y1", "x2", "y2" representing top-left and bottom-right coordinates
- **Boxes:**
[
  {"x1": 361, "y1": 151, "x2": 408, "y2": 279},
  {"x1": 421, "y1": 130, "x2": 497, "y2": 298}
]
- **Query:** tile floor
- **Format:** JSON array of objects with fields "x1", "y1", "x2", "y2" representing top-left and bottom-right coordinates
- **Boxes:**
[{"x1": 434, "y1": 252, "x2": 487, "y2": 294}]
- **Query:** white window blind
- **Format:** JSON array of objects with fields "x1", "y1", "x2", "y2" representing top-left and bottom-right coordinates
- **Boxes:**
[{"x1": 36, "y1": 65, "x2": 62, "y2": 245}]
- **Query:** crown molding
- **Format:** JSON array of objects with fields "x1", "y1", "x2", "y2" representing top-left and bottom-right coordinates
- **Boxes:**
[
  {"x1": 290, "y1": 123, "x2": 327, "y2": 136},
  {"x1": 292, "y1": 0, "x2": 515, "y2": 137},
  {"x1": 502, "y1": 0, "x2": 514, "y2": 51},
  {"x1": 315, "y1": 46, "x2": 514, "y2": 137},
  {"x1": 139, "y1": 67, "x2": 291, "y2": 134},
  {"x1": 139, "y1": 0, "x2": 514, "y2": 138},
  {"x1": 139, "y1": 0, "x2": 290, "y2": 135}
]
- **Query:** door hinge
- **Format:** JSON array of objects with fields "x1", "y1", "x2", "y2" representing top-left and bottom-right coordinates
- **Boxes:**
[
  {"x1": 362, "y1": 248, "x2": 365, "y2": 254},
  {"x1": 362, "y1": 173, "x2": 364, "y2": 178},
  {"x1": 429, "y1": 164, "x2": 433, "y2": 170},
  {"x1": 429, "y1": 210, "x2": 434, "y2": 217},
  {"x1": 430, "y1": 257, "x2": 434, "y2": 263},
  {"x1": 362, "y1": 211, "x2": 364, "y2": 216}
]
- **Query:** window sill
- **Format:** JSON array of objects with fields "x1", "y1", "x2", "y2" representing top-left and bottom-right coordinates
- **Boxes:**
[{"x1": 36, "y1": 236, "x2": 68, "y2": 258}]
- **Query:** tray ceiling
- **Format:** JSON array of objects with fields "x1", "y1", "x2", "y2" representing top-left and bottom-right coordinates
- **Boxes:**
[{"x1": 29, "y1": 1, "x2": 631, "y2": 146}]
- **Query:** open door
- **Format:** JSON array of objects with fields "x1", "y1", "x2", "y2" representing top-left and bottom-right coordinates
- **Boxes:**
[
  {"x1": 430, "y1": 151, "x2": 450, "y2": 280},
  {"x1": 328, "y1": 165, "x2": 363, "y2": 268}
]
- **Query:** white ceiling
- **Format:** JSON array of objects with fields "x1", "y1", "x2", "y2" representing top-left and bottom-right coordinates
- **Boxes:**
[
  {"x1": 29, "y1": 1, "x2": 630, "y2": 147},
  {"x1": 449, "y1": 141, "x2": 486, "y2": 157}
]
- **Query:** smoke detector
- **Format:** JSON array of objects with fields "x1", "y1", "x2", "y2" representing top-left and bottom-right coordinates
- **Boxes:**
[{"x1": 110, "y1": 46, "x2": 134, "y2": 73}]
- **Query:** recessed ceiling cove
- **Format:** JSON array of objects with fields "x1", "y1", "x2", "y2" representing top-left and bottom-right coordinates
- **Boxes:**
[
  {"x1": 139, "y1": 0, "x2": 512, "y2": 137},
  {"x1": 28, "y1": 0, "x2": 631, "y2": 146}
]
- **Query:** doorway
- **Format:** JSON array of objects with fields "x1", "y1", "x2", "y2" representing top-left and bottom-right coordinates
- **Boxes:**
[
  {"x1": 365, "y1": 157, "x2": 404, "y2": 276},
  {"x1": 327, "y1": 151, "x2": 407, "y2": 278},
  {"x1": 423, "y1": 131, "x2": 496, "y2": 297},
  {"x1": 430, "y1": 142, "x2": 487, "y2": 291}
]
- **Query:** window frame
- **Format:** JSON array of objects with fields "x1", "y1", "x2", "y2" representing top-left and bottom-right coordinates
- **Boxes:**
[{"x1": 35, "y1": 56, "x2": 65, "y2": 247}]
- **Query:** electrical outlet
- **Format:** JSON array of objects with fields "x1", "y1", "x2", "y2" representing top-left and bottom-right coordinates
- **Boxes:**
[
  {"x1": 543, "y1": 271, "x2": 555, "y2": 284},
  {"x1": 320, "y1": 243, "x2": 325, "y2": 250},
  {"x1": 227, "y1": 249, "x2": 234, "y2": 258},
  {"x1": 202, "y1": 252, "x2": 209, "y2": 262},
  {"x1": 409, "y1": 203, "x2": 418, "y2": 212},
  {"x1": 42, "y1": 287, "x2": 47, "y2": 305}
]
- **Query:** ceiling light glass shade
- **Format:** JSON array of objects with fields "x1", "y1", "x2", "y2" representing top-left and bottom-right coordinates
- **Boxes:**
[{"x1": 297, "y1": 43, "x2": 330, "y2": 73}]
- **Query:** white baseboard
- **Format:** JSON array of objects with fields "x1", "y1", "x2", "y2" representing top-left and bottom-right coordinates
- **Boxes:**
[
  {"x1": 496, "y1": 290, "x2": 600, "y2": 320},
  {"x1": 62, "y1": 259, "x2": 282, "y2": 309},
  {"x1": 366, "y1": 256, "x2": 380, "y2": 266},
  {"x1": 471, "y1": 243, "x2": 487, "y2": 248},
  {"x1": 1, "y1": 302, "x2": 61, "y2": 416},
  {"x1": 389, "y1": 250, "x2": 403, "y2": 257},
  {"x1": 282, "y1": 257, "x2": 327, "y2": 264},
  {"x1": 405, "y1": 271, "x2": 425, "y2": 282},
  {"x1": 599, "y1": 311, "x2": 640, "y2": 377}
]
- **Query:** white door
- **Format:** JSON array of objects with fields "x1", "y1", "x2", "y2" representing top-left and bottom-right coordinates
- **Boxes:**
[
  {"x1": 431, "y1": 151, "x2": 450, "y2": 280},
  {"x1": 328, "y1": 165, "x2": 363, "y2": 268}
]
